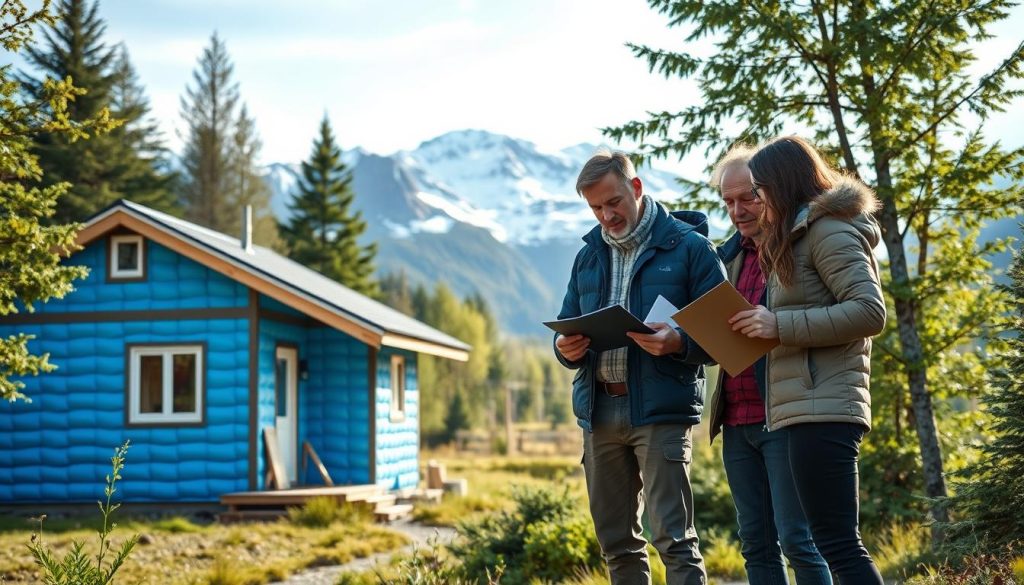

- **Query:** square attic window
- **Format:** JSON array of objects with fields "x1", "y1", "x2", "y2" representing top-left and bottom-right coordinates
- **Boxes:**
[{"x1": 110, "y1": 234, "x2": 145, "y2": 279}]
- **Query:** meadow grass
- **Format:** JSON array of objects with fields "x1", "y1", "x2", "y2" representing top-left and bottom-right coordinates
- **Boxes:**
[{"x1": 0, "y1": 513, "x2": 407, "y2": 585}]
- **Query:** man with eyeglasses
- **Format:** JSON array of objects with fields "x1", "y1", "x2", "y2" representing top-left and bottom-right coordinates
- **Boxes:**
[{"x1": 706, "y1": 146, "x2": 832, "y2": 584}]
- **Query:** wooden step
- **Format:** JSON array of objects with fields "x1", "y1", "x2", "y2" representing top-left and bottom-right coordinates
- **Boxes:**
[{"x1": 374, "y1": 503, "x2": 414, "y2": 523}]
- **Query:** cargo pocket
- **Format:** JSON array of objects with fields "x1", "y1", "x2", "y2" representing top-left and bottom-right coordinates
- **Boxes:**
[{"x1": 662, "y1": 437, "x2": 692, "y2": 465}]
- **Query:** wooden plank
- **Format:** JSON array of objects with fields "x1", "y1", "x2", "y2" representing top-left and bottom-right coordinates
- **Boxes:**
[
  {"x1": 219, "y1": 484, "x2": 383, "y2": 506},
  {"x1": 263, "y1": 427, "x2": 290, "y2": 490},
  {"x1": 301, "y1": 441, "x2": 334, "y2": 486}
]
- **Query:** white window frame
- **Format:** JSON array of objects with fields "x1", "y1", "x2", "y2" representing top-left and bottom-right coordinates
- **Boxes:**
[
  {"x1": 110, "y1": 234, "x2": 144, "y2": 279},
  {"x1": 128, "y1": 345, "x2": 204, "y2": 424},
  {"x1": 390, "y1": 354, "x2": 406, "y2": 422}
]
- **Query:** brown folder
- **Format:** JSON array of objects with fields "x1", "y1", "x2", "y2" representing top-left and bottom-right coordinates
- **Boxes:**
[{"x1": 671, "y1": 281, "x2": 779, "y2": 377}]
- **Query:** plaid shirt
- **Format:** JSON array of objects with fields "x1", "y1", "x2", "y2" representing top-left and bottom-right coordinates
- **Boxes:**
[
  {"x1": 723, "y1": 237, "x2": 767, "y2": 426},
  {"x1": 596, "y1": 195, "x2": 656, "y2": 383}
]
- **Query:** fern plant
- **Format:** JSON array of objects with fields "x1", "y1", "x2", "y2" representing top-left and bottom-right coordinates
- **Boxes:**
[{"x1": 26, "y1": 441, "x2": 139, "y2": 584}]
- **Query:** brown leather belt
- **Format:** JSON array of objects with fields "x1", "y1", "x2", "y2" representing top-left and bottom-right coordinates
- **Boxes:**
[{"x1": 599, "y1": 381, "x2": 628, "y2": 397}]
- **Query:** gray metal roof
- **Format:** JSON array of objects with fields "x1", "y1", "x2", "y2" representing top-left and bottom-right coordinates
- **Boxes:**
[{"x1": 100, "y1": 200, "x2": 471, "y2": 355}]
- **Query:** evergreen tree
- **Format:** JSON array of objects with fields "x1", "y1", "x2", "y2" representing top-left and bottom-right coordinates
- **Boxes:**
[
  {"x1": 606, "y1": 0, "x2": 1024, "y2": 539},
  {"x1": 948, "y1": 239, "x2": 1024, "y2": 551},
  {"x1": 280, "y1": 115, "x2": 377, "y2": 296},
  {"x1": 107, "y1": 44, "x2": 178, "y2": 214},
  {"x1": 443, "y1": 389, "x2": 471, "y2": 444},
  {"x1": 230, "y1": 104, "x2": 279, "y2": 248},
  {"x1": 179, "y1": 32, "x2": 238, "y2": 233},
  {"x1": 1, "y1": 0, "x2": 116, "y2": 401},
  {"x1": 379, "y1": 270, "x2": 415, "y2": 316},
  {"x1": 21, "y1": 0, "x2": 175, "y2": 222}
]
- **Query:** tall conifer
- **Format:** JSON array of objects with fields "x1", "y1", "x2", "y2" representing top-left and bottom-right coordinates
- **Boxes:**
[
  {"x1": 230, "y1": 105, "x2": 280, "y2": 248},
  {"x1": 280, "y1": 116, "x2": 377, "y2": 296},
  {"x1": 949, "y1": 239, "x2": 1024, "y2": 550},
  {"x1": 178, "y1": 32, "x2": 237, "y2": 233},
  {"x1": 21, "y1": 0, "x2": 175, "y2": 222},
  {"x1": 179, "y1": 33, "x2": 277, "y2": 246}
]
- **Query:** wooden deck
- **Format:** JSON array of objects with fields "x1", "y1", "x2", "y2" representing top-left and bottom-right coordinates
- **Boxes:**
[{"x1": 218, "y1": 484, "x2": 439, "y2": 523}]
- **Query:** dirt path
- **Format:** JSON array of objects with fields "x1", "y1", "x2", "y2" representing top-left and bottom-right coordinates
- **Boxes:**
[{"x1": 273, "y1": 520, "x2": 457, "y2": 585}]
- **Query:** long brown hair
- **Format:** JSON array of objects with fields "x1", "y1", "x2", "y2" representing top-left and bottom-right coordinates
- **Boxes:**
[{"x1": 748, "y1": 136, "x2": 838, "y2": 288}]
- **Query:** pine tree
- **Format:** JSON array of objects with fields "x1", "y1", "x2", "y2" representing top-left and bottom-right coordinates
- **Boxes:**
[
  {"x1": 379, "y1": 270, "x2": 414, "y2": 316},
  {"x1": 606, "y1": 0, "x2": 1024, "y2": 539},
  {"x1": 280, "y1": 115, "x2": 377, "y2": 296},
  {"x1": 20, "y1": 0, "x2": 175, "y2": 223},
  {"x1": 1, "y1": 0, "x2": 116, "y2": 401},
  {"x1": 948, "y1": 239, "x2": 1024, "y2": 551},
  {"x1": 107, "y1": 44, "x2": 178, "y2": 214},
  {"x1": 179, "y1": 32, "x2": 238, "y2": 233},
  {"x1": 229, "y1": 104, "x2": 279, "y2": 248}
]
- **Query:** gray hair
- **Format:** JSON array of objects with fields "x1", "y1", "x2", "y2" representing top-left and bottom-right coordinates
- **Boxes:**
[
  {"x1": 575, "y1": 149, "x2": 637, "y2": 195},
  {"x1": 710, "y1": 144, "x2": 757, "y2": 190}
]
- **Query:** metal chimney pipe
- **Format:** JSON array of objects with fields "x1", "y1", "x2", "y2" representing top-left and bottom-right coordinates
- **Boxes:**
[{"x1": 242, "y1": 205, "x2": 253, "y2": 253}]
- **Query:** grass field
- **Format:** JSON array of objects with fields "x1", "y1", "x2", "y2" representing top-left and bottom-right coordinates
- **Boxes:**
[{"x1": 0, "y1": 512, "x2": 407, "y2": 584}]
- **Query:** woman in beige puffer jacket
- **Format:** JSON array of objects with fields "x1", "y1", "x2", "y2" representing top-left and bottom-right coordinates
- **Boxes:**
[{"x1": 730, "y1": 135, "x2": 886, "y2": 584}]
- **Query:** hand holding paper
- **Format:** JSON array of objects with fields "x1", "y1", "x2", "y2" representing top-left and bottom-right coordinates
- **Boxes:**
[
  {"x1": 626, "y1": 322, "x2": 683, "y2": 356},
  {"x1": 729, "y1": 306, "x2": 780, "y2": 340},
  {"x1": 671, "y1": 281, "x2": 780, "y2": 377}
]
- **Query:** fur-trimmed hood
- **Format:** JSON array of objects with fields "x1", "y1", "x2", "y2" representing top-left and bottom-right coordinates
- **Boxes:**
[{"x1": 792, "y1": 177, "x2": 882, "y2": 247}]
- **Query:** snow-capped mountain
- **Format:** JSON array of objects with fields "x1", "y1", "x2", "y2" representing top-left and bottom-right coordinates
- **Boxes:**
[{"x1": 264, "y1": 129, "x2": 719, "y2": 335}]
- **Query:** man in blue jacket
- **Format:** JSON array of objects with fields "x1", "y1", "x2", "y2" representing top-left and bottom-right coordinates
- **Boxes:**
[{"x1": 554, "y1": 150, "x2": 726, "y2": 585}]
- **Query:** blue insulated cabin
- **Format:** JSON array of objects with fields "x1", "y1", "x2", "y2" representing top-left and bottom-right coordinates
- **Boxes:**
[{"x1": 0, "y1": 201, "x2": 470, "y2": 503}]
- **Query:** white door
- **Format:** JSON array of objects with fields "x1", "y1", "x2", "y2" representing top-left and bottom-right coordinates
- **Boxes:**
[{"x1": 274, "y1": 347, "x2": 299, "y2": 483}]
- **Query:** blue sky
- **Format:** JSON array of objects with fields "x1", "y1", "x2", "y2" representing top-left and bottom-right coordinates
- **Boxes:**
[{"x1": 23, "y1": 0, "x2": 1024, "y2": 176}]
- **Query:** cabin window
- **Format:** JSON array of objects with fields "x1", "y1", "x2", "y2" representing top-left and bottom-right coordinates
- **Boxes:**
[
  {"x1": 128, "y1": 345, "x2": 204, "y2": 425},
  {"x1": 390, "y1": 354, "x2": 406, "y2": 422},
  {"x1": 110, "y1": 234, "x2": 145, "y2": 279}
]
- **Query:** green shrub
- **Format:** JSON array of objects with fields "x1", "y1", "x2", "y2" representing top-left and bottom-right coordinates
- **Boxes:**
[
  {"x1": 449, "y1": 485, "x2": 581, "y2": 584},
  {"x1": 523, "y1": 514, "x2": 602, "y2": 582},
  {"x1": 288, "y1": 496, "x2": 369, "y2": 528},
  {"x1": 700, "y1": 528, "x2": 745, "y2": 581},
  {"x1": 205, "y1": 556, "x2": 268, "y2": 585},
  {"x1": 689, "y1": 439, "x2": 738, "y2": 533},
  {"x1": 869, "y1": 521, "x2": 934, "y2": 580},
  {"x1": 26, "y1": 441, "x2": 139, "y2": 585}
]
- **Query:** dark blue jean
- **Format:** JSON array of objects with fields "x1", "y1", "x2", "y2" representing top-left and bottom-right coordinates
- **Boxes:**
[
  {"x1": 722, "y1": 424, "x2": 832, "y2": 585},
  {"x1": 788, "y1": 422, "x2": 883, "y2": 585}
]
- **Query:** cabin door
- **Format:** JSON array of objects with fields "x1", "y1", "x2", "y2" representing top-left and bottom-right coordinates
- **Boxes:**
[{"x1": 274, "y1": 346, "x2": 299, "y2": 484}]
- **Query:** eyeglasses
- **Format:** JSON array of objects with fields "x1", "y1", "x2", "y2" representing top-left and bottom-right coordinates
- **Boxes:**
[{"x1": 751, "y1": 182, "x2": 765, "y2": 201}]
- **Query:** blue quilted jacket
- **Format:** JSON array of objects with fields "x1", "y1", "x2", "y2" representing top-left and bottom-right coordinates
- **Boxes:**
[{"x1": 554, "y1": 202, "x2": 727, "y2": 431}]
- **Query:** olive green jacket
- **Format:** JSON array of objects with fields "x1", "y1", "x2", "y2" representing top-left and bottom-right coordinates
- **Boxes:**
[{"x1": 765, "y1": 178, "x2": 886, "y2": 431}]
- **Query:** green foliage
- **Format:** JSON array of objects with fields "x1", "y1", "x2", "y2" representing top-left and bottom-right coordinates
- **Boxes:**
[
  {"x1": 179, "y1": 33, "x2": 278, "y2": 247},
  {"x1": 280, "y1": 115, "x2": 377, "y2": 296},
  {"x1": 1, "y1": 0, "x2": 103, "y2": 402},
  {"x1": 449, "y1": 485, "x2": 600, "y2": 584},
  {"x1": 688, "y1": 434, "x2": 736, "y2": 533},
  {"x1": 946, "y1": 236, "x2": 1024, "y2": 551},
  {"x1": 150, "y1": 516, "x2": 203, "y2": 534},
  {"x1": 21, "y1": 0, "x2": 177, "y2": 223},
  {"x1": 522, "y1": 514, "x2": 603, "y2": 583},
  {"x1": 443, "y1": 389, "x2": 472, "y2": 443},
  {"x1": 868, "y1": 522, "x2": 934, "y2": 580},
  {"x1": 700, "y1": 528, "x2": 745, "y2": 582},
  {"x1": 26, "y1": 441, "x2": 139, "y2": 584},
  {"x1": 287, "y1": 496, "x2": 370, "y2": 528},
  {"x1": 607, "y1": 0, "x2": 1024, "y2": 537},
  {"x1": 380, "y1": 276, "x2": 573, "y2": 438}
]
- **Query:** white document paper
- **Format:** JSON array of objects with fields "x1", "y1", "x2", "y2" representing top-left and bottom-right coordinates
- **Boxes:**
[{"x1": 644, "y1": 295, "x2": 680, "y2": 326}]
